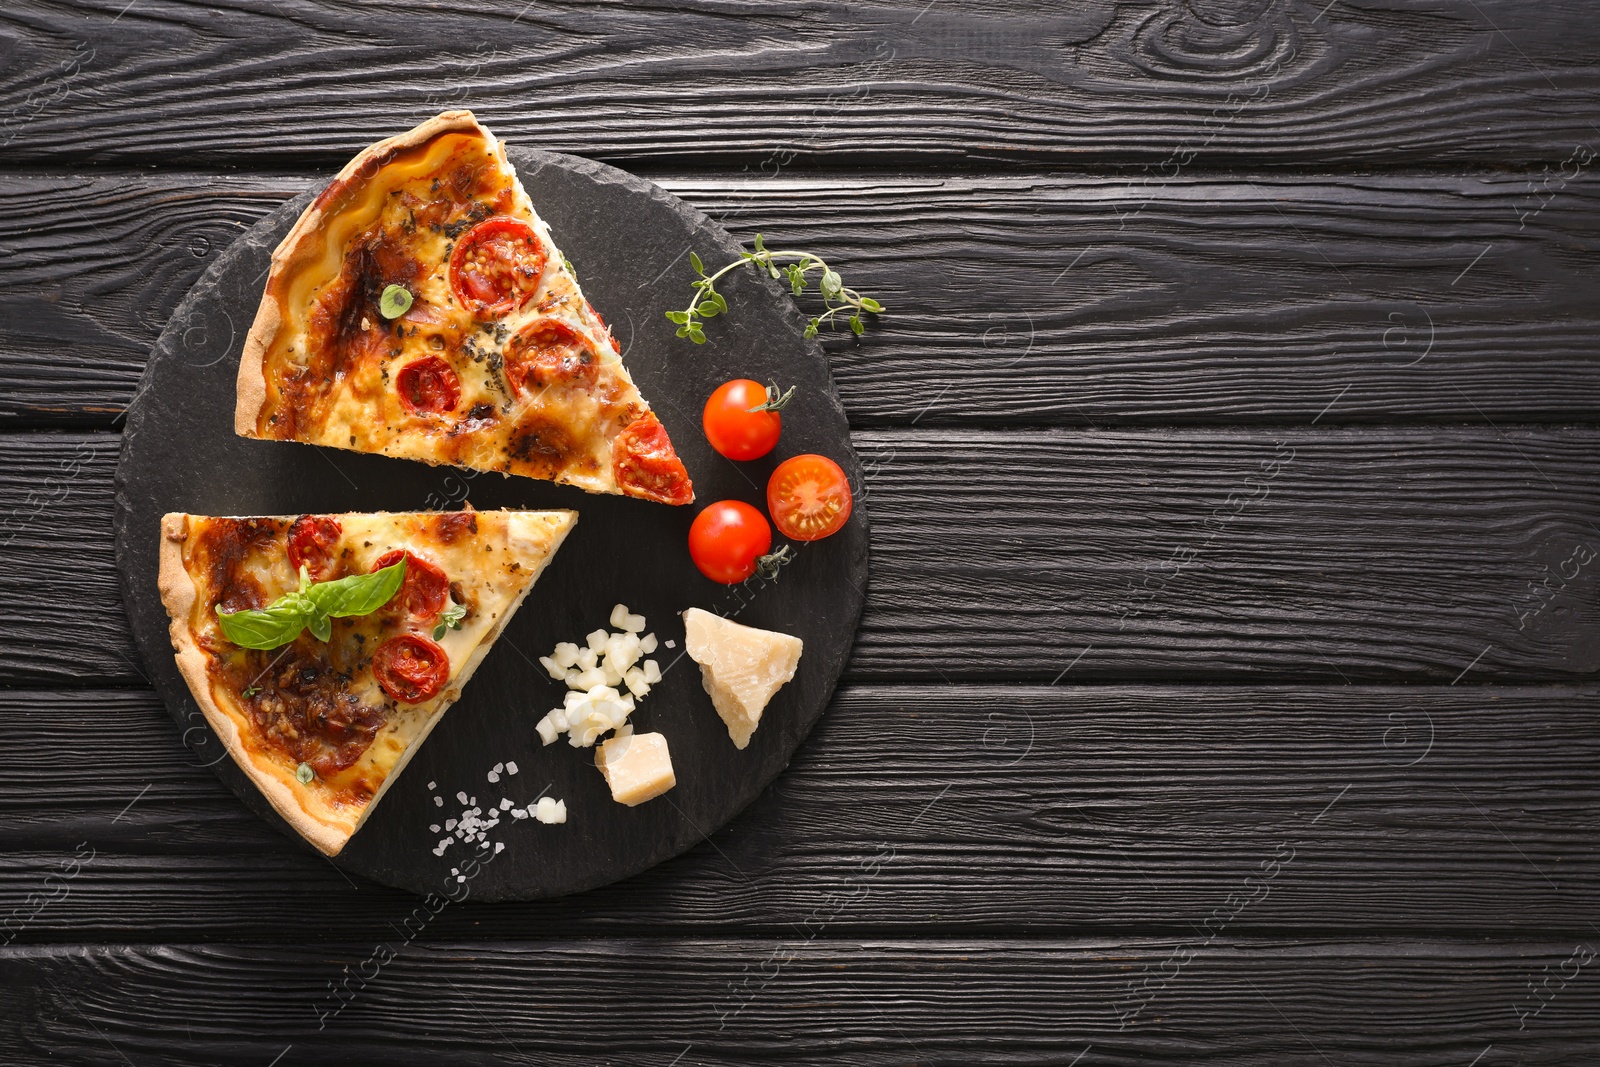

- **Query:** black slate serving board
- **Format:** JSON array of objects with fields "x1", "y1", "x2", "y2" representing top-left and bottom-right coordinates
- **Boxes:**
[{"x1": 112, "y1": 146, "x2": 868, "y2": 901}]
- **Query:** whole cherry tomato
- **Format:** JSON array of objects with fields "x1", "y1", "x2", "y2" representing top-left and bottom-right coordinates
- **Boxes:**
[
  {"x1": 767, "y1": 454, "x2": 852, "y2": 542},
  {"x1": 703, "y1": 379, "x2": 784, "y2": 461},
  {"x1": 688, "y1": 500, "x2": 773, "y2": 584}
]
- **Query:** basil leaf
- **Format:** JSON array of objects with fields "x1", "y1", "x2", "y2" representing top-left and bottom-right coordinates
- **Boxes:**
[
  {"x1": 307, "y1": 612, "x2": 332, "y2": 643},
  {"x1": 215, "y1": 561, "x2": 404, "y2": 649},
  {"x1": 379, "y1": 284, "x2": 412, "y2": 319},
  {"x1": 302, "y1": 559, "x2": 406, "y2": 618},
  {"x1": 216, "y1": 595, "x2": 315, "y2": 650}
]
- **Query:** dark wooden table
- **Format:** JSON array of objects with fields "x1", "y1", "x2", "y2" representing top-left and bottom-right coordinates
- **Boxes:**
[{"x1": 4, "y1": 1, "x2": 1599, "y2": 1062}]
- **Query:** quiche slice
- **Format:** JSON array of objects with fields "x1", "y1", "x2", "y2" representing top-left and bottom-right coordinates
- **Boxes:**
[
  {"x1": 234, "y1": 109, "x2": 694, "y2": 506},
  {"x1": 158, "y1": 509, "x2": 576, "y2": 856}
]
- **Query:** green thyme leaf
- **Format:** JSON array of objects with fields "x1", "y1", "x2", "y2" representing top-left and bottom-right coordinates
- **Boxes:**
[
  {"x1": 379, "y1": 284, "x2": 413, "y2": 319},
  {"x1": 296, "y1": 762, "x2": 315, "y2": 784},
  {"x1": 432, "y1": 601, "x2": 468, "y2": 641},
  {"x1": 670, "y1": 240, "x2": 883, "y2": 345}
]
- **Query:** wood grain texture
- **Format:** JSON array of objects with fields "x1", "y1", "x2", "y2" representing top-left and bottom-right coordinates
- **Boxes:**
[
  {"x1": 6, "y1": 169, "x2": 1600, "y2": 428},
  {"x1": 3, "y1": 0, "x2": 1600, "y2": 166},
  {"x1": 0, "y1": 685, "x2": 1595, "y2": 941},
  {"x1": 4, "y1": 938, "x2": 1598, "y2": 1065},
  {"x1": 7, "y1": 428, "x2": 1599, "y2": 684}
]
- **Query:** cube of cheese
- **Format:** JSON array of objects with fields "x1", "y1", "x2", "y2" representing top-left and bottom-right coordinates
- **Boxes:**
[
  {"x1": 682, "y1": 608, "x2": 803, "y2": 750},
  {"x1": 595, "y1": 731, "x2": 676, "y2": 806}
]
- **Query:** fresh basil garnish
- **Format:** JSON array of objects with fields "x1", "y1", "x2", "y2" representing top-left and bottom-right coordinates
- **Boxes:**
[{"x1": 217, "y1": 560, "x2": 406, "y2": 650}]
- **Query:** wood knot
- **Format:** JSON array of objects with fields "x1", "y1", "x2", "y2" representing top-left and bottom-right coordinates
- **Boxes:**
[{"x1": 1131, "y1": 0, "x2": 1305, "y2": 82}]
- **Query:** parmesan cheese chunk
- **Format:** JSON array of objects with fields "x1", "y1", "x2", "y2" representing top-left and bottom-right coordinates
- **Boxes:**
[
  {"x1": 682, "y1": 608, "x2": 803, "y2": 750},
  {"x1": 594, "y1": 731, "x2": 676, "y2": 806}
]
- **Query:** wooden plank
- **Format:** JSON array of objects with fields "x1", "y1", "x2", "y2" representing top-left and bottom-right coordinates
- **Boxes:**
[
  {"x1": 5, "y1": 938, "x2": 1598, "y2": 1064},
  {"x1": 4, "y1": 428, "x2": 1596, "y2": 685},
  {"x1": 6, "y1": 169, "x2": 1600, "y2": 428},
  {"x1": 4, "y1": 0, "x2": 1600, "y2": 166},
  {"x1": 0, "y1": 433, "x2": 136, "y2": 684},
  {"x1": 0, "y1": 685, "x2": 1594, "y2": 941}
]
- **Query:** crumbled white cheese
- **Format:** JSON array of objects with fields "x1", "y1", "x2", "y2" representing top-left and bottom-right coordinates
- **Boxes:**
[
  {"x1": 534, "y1": 796, "x2": 568, "y2": 824},
  {"x1": 535, "y1": 604, "x2": 661, "y2": 748}
]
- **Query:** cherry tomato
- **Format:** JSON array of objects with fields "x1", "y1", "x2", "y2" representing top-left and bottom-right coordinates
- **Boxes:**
[
  {"x1": 286, "y1": 515, "x2": 342, "y2": 580},
  {"x1": 506, "y1": 319, "x2": 599, "y2": 394},
  {"x1": 395, "y1": 355, "x2": 461, "y2": 415},
  {"x1": 688, "y1": 500, "x2": 773, "y2": 584},
  {"x1": 703, "y1": 379, "x2": 782, "y2": 461},
  {"x1": 613, "y1": 411, "x2": 694, "y2": 506},
  {"x1": 586, "y1": 304, "x2": 622, "y2": 355},
  {"x1": 372, "y1": 634, "x2": 450, "y2": 704},
  {"x1": 767, "y1": 454, "x2": 852, "y2": 542},
  {"x1": 448, "y1": 216, "x2": 548, "y2": 316},
  {"x1": 371, "y1": 549, "x2": 449, "y2": 620}
]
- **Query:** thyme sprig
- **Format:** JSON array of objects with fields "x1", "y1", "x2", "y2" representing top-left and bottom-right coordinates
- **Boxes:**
[{"x1": 666, "y1": 234, "x2": 883, "y2": 343}]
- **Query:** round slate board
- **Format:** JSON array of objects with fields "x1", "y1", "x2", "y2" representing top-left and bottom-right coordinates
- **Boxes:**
[{"x1": 113, "y1": 147, "x2": 867, "y2": 901}]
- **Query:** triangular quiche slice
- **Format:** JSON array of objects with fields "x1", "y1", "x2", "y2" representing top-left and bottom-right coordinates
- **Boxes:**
[
  {"x1": 234, "y1": 109, "x2": 694, "y2": 506},
  {"x1": 157, "y1": 509, "x2": 575, "y2": 856}
]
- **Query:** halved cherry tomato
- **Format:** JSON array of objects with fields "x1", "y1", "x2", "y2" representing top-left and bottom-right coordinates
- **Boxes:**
[
  {"x1": 688, "y1": 500, "x2": 772, "y2": 584},
  {"x1": 613, "y1": 411, "x2": 695, "y2": 506},
  {"x1": 703, "y1": 379, "x2": 782, "y2": 462},
  {"x1": 371, "y1": 549, "x2": 449, "y2": 620},
  {"x1": 395, "y1": 355, "x2": 461, "y2": 415},
  {"x1": 372, "y1": 634, "x2": 450, "y2": 703},
  {"x1": 506, "y1": 319, "x2": 599, "y2": 393},
  {"x1": 586, "y1": 304, "x2": 622, "y2": 355},
  {"x1": 286, "y1": 515, "x2": 342, "y2": 580},
  {"x1": 448, "y1": 216, "x2": 548, "y2": 316},
  {"x1": 767, "y1": 454, "x2": 852, "y2": 542}
]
